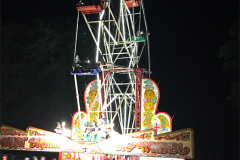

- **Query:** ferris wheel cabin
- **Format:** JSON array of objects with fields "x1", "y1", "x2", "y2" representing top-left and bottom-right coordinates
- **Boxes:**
[
  {"x1": 125, "y1": 0, "x2": 140, "y2": 8},
  {"x1": 76, "y1": 1, "x2": 104, "y2": 14},
  {"x1": 71, "y1": 63, "x2": 102, "y2": 76},
  {"x1": 76, "y1": 0, "x2": 139, "y2": 14}
]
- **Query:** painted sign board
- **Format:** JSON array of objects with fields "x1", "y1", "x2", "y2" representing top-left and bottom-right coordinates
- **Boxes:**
[
  {"x1": 0, "y1": 125, "x2": 80, "y2": 152},
  {"x1": 140, "y1": 157, "x2": 184, "y2": 160},
  {"x1": 59, "y1": 154, "x2": 184, "y2": 160},
  {"x1": 1, "y1": 125, "x2": 194, "y2": 159},
  {"x1": 89, "y1": 128, "x2": 194, "y2": 159}
]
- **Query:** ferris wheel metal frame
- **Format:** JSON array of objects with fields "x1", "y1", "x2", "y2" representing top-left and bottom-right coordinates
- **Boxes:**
[{"x1": 73, "y1": 0, "x2": 151, "y2": 135}]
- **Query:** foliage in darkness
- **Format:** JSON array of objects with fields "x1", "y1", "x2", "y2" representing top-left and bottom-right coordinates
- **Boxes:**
[
  {"x1": 1, "y1": 18, "x2": 93, "y2": 130},
  {"x1": 219, "y1": 20, "x2": 239, "y2": 108}
]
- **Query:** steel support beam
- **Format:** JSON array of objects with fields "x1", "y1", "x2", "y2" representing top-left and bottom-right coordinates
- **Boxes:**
[{"x1": 134, "y1": 68, "x2": 142, "y2": 132}]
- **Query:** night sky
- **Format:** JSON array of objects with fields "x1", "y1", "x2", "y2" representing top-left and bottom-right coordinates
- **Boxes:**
[{"x1": 1, "y1": 0, "x2": 239, "y2": 160}]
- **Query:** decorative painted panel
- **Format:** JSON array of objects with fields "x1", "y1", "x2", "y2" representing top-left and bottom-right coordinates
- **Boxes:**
[
  {"x1": 72, "y1": 79, "x2": 110, "y2": 141},
  {"x1": 141, "y1": 78, "x2": 172, "y2": 134},
  {"x1": 84, "y1": 79, "x2": 101, "y2": 124}
]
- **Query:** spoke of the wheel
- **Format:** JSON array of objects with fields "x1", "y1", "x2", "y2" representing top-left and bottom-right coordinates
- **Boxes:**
[
  {"x1": 140, "y1": 0, "x2": 151, "y2": 78},
  {"x1": 98, "y1": 74, "x2": 103, "y2": 113},
  {"x1": 124, "y1": 6, "x2": 135, "y2": 67},
  {"x1": 138, "y1": 41, "x2": 146, "y2": 62},
  {"x1": 124, "y1": 96, "x2": 127, "y2": 134},
  {"x1": 74, "y1": 75, "x2": 81, "y2": 129},
  {"x1": 82, "y1": 14, "x2": 103, "y2": 56},
  {"x1": 109, "y1": 5, "x2": 131, "y2": 57},
  {"x1": 103, "y1": 72, "x2": 114, "y2": 111},
  {"x1": 88, "y1": 74, "x2": 107, "y2": 112},
  {"x1": 112, "y1": 79, "x2": 131, "y2": 124},
  {"x1": 117, "y1": 96, "x2": 124, "y2": 133},
  {"x1": 127, "y1": 80, "x2": 133, "y2": 134}
]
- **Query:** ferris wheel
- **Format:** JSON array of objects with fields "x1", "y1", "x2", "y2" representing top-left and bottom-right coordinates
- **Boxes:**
[{"x1": 72, "y1": 0, "x2": 151, "y2": 135}]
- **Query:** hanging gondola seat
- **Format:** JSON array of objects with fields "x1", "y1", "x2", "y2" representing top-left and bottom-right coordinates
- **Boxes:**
[
  {"x1": 71, "y1": 62, "x2": 101, "y2": 76},
  {"x1": 131, "y1": 36, "x2": 145, "y2": 41},
  {"x1": 71, "y1": 69, "x2": 99, "y2": 75},
  {"x1": 76, "y1": 2, "x2": 104, "y2": 14},
  {"x1": 125, "y1": 0, "x2": 140, "y2": 8}
]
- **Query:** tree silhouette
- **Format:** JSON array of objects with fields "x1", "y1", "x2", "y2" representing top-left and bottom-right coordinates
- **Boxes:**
[
  {"x1": 1, "y1": 18, "x2": 81, "y2": 129},
  {"x1": 219, "y1": 20, "x2": 239, "y2": 108}
]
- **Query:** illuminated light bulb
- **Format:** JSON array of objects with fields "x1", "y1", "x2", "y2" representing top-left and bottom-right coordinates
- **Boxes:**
[
  {"x1": 63, "y1": 129, "x2": 71, "y2": 137},
  {"x1": 62, "y1": 122, "x2": 65, "y2": 128},
  {"x1": 111, "y1": 123, "x2": 114, "y2": 128}
]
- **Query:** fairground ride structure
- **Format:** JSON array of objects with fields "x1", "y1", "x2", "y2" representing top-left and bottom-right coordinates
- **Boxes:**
[{"x1": 72, "y1": 0, "x2": 151, "y2": 135}]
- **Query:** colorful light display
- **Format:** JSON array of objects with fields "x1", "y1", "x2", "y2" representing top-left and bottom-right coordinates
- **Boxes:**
[{"x1": 0, "y1": 124, "x2": 194, "y2": 159}]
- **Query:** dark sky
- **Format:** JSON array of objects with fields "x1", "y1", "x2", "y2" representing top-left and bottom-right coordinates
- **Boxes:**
[{"x1": 1, "y1": 0, "x2": 239, "y2": 159}]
